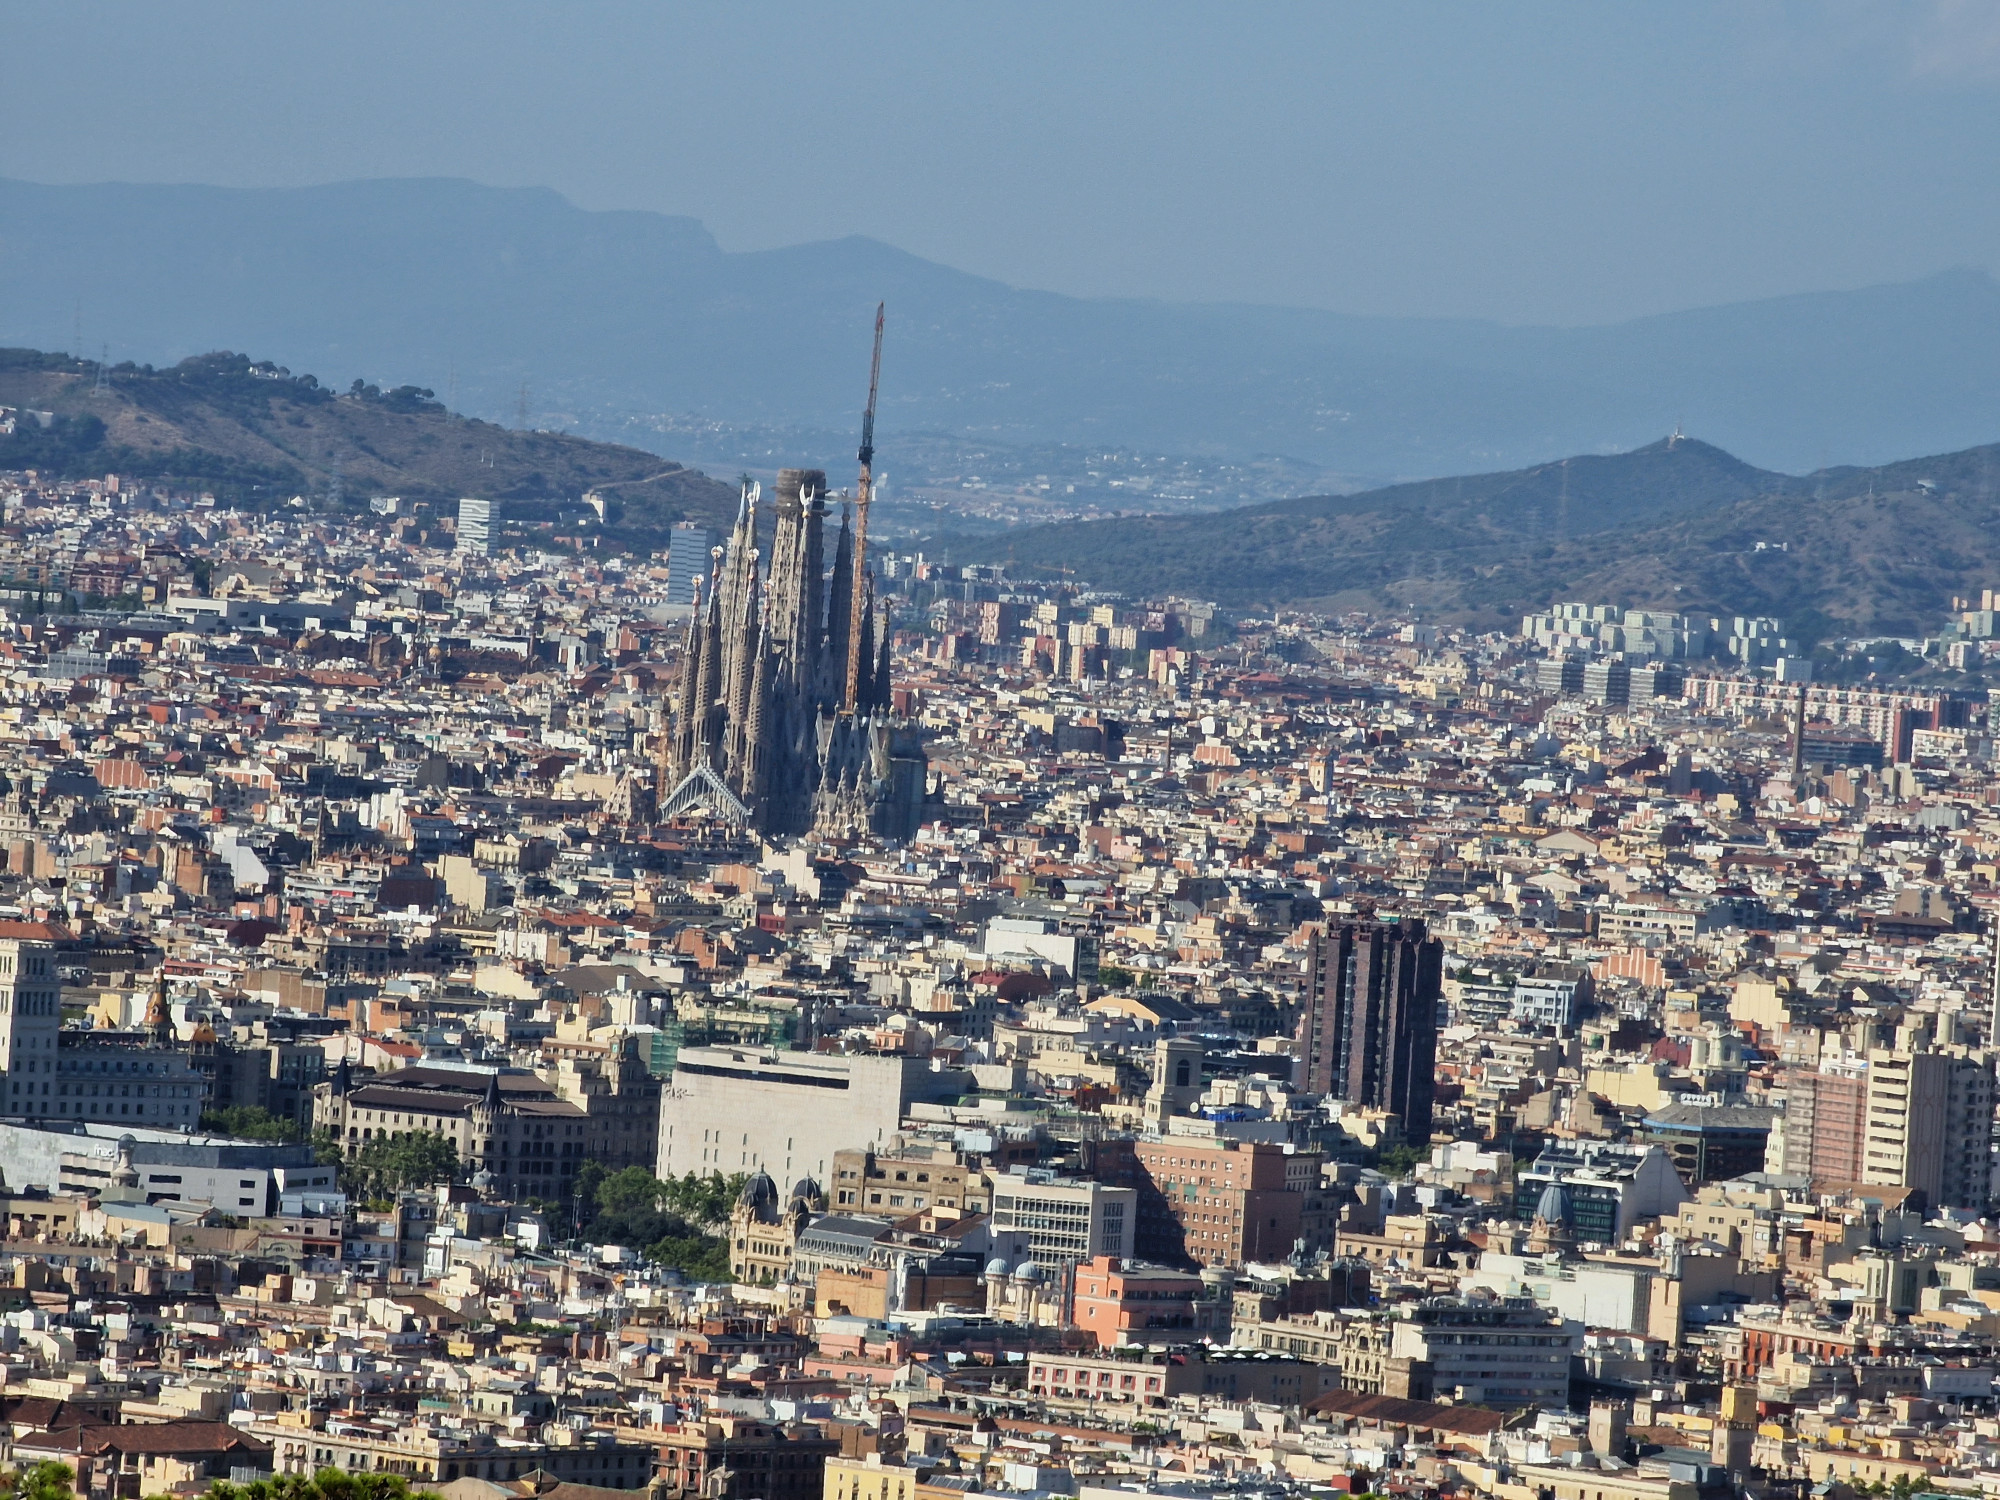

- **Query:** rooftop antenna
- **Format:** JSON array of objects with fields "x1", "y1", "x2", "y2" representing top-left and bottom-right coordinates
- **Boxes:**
[{"x1": 844, "y1": 302, "x2": 885, "y2": 713}]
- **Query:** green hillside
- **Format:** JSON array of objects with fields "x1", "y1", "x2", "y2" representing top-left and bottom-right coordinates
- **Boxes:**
[
  {"x1": 0, "y1": 348, "x2": 737, "y2": 548},
  {"x1": 972, "y1": 433, "x2": 2000, "y2": 636}
]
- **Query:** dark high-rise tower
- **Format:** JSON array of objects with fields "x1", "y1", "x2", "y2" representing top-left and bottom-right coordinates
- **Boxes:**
[{"x1": 1299, "y1": 918, "x2": 1442, "y2": 1145}]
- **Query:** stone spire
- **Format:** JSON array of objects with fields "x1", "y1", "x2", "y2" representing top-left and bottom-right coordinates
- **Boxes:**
[
  {"x1": 765, "y1": 468, "x2": 826, "y2": 678},
  {"x1": 870, "y1": 605, "x2": 894, "y2": 714},
  {"x1": 688, "y1": 553, "x2": 725, "y2": 771},
  {"x1": 822, "y1": 504, "x2": 854, "y2": 712},
  {"x1": 853, "y1": 576, "x2": 878, "y2": 713},
  {"x1": 716, "y1": 481, "x2": 758, "y2": 703},
  {"x1": 797, "y1": 480, "x2": 826, "y2": 682},
  {"x1": 724, "y1": 552, "x2": 762, "y2": 789},
  {"x1": 742, "y1": 611, "x2": 775, "y2": 812},
  {"x1": 667, "y1": 574, "x2": 705, "y2": 786}
]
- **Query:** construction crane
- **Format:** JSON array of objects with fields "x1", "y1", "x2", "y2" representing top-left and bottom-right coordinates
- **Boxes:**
[{"x1": 844, "y1": 302, "x2": 886, "y2": 713}]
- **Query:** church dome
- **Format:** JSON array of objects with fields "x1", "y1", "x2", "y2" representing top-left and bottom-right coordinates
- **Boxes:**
[
  {"x1": 737, "y1": 1170, "x2": 780, "y2": 1221},
  {"x1": 1012, "y1": 1261, "x2": 1046, "y2": 1284},
  {"x1": 1534, "y1": 1178, "x2": 1571, "y2": 1226},
  {"x1": 985, "y1": 1257, "x2": 1011, "y2": 1278}
]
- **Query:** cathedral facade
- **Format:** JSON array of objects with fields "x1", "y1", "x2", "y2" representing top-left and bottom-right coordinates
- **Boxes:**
[{"x1": 658, "y1": 468, "x2": 928, "y2": 842}]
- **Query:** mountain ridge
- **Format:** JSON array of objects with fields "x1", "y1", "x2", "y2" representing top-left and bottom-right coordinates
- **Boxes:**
[
  {"x1": 5, "y1": 177, "x2": 2000, "y2": 478},
  {"x1": 970, "y1": 433, "x2": 2000, "y2": 638}
]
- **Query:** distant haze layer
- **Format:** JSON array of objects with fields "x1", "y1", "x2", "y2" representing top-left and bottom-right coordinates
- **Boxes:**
[{"x1": 4, "y1": 177, "x2": 2000, "y2": 479}]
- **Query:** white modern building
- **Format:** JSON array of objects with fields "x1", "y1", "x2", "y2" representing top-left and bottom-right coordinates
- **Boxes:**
[
  {"x1": 990, "y1": 1169, "x2": 1136, "y2": 1263},
  {"x1": 1390, "y1": 1294, "x2": 1581, "y2": 1409},
  {"x1": 1462, "y1": 1251, "x2": 1652, "y2": 1333},
  {"x1": 983, "y1": 916, "x2": 1098, "y2": 979},
  {"x1": 656, "y1": 1047, "x2": 972, "y2": 1187},
  {"x1": 0, "y1": 1121, "x2": 319, "y2": 1214},
  {"x1": 1511, "y1": 963, "x2": 1593, "y2": 1034},
  {"x1": 456, "y1": 496, "x2": 492, "y2": 556}
]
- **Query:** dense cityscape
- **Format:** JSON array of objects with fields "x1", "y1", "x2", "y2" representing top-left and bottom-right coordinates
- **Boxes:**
[{"x1": 0, "y1": 432, "x2": 1985, "y2": 1500}]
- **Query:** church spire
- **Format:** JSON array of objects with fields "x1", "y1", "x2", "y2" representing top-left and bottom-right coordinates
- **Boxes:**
[
  {"x1": 822, "y1": 504, "x2": 854, "y2": 713},
  {"x1": 667, "y1": 574, "x2": 705, "y2": 787},
  {"x1": 743, "y1": 608, "x2": 776, "y2": 812},
  {"x1": 724, "y1": 551, "x2": 762, "y2": 788},
  {"x1": 717, "y1": 480, "x2": 759, "y2": 703},
  {"x1": 870, "y1": 605, "x2": 893, "y2": 714},
  {"x1": 689, "y1": 552, "x2": 724, "y2": 770},
  {"x1": 144, "y1": 969, "x2": 173, "y2": 1048}
]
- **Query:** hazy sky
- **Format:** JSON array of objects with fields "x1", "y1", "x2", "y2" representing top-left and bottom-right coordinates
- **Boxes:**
[{"x1": 7, "y1": 2, "x2": 2000, "y2": 324}]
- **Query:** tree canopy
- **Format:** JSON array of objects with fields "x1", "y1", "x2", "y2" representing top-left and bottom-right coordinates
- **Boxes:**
[
  {"x1": 340, "y1": 1132, "x2": 459, "y2": 1201},
  {"x1": 4, "y1": 1461, "x2": 76, "y2": 1500},
  {"x1": 200, "y1": 1104, "x2": 305, "y2": 1142},
  {"x1": 572, "y1": 1162, "x2": 741, "y2": 1282},
  {"x1": 176, "y1": 1467, "x2": 443, "y2": 1500}
]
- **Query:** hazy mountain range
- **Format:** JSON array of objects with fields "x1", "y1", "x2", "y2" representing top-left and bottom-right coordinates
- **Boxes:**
[
  {"x1": 4, "y1": 176, "x2": 2000, "y2": 481},
  {"x1": 4, "y1": 332, "x2": 1998, "y2": 637}
]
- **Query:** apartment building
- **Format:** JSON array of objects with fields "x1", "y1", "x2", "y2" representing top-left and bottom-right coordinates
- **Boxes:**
[
  {"x1": 1389, "y1": 1295, "x2": 1582, "y2": 1408},
  {"x1": 1112, "y1": 1136, "x2": 1307, "y2": 1269},
  {"x1": 252, "y1": 1419, "x2": 654, "y2": 1486},
  {"x1": 1862, "y1": 1045, "x2": 1994, "y2": 1211},
  {"x1": 990, "y1": 1170, "x2": 1136, "y2": 1264},
  {"x1": 1233, "y1": 1307, "x2": 1428, "y2": 1396},
  {"x1": 1025, "y1": 1346, "x2": 1340, "y2": 1408},
  {"x1": 1073, "y1": 1256, "x2": 1225, "y2": 1347},
  {"x1": 1767, "y1": 1067, "x2": 1867, "y2": 1182},
  {"x1": 829, "y1": 1145, "x2": 985, "y2": 1216},
  {"x1": 1299, "y1": 918, "x2": 1441, "y2": 1142}
]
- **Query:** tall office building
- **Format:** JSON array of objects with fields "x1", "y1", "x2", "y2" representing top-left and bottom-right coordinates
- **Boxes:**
[
  {"x1": 1862, "y1": 1044, "x2": 1994, "y2": 1211},
  {"x1": 666, "y1": 523, "x2": 714, "y2": 606},
  {"x1": 455, "y1": 496, "x2": 492, "y2": 556},
  {"x1": 1299, "y1": 918, "x2": 1442, "y2": 1144}
]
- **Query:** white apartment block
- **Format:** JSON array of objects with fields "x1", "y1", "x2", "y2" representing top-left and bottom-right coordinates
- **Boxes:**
[{"x1": 990, "y1": 1170, "x2": 1136, "y2": 1263}]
